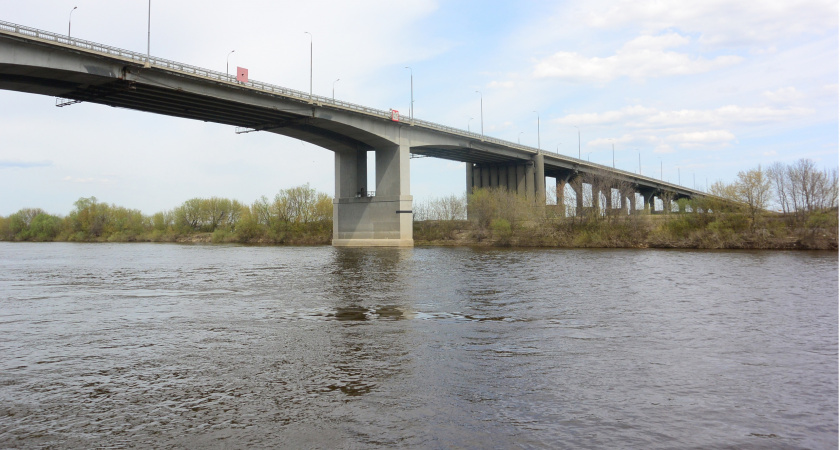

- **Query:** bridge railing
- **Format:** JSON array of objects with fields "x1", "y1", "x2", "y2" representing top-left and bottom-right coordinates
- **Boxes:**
[{"x1": 0, "y1": 19, "x2": 705, "y2": 196}]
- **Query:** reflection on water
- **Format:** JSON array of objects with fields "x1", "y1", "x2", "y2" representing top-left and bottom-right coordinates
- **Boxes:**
[{"x1": 0, "y1": 243, "x2": 836, "y2": 448}]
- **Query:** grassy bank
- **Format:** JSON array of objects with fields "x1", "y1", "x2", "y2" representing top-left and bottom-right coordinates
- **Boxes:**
[{"x1": 412, "y1": 213, "x2": 838, "y2": 250}]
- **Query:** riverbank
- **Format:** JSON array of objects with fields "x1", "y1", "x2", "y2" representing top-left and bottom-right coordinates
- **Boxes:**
[{"x1": 412, "y1": 216, "x2": 838, "y2": 250}]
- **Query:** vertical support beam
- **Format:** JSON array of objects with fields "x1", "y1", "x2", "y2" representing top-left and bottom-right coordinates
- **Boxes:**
[
  {"x1": 619, "y1": 192, "x2": 627, "y2": 215},
  {"x1": 534, "y1": 153, "x2": 545, "y2": 205},
  {"x1": 573, "y1": 180, "x2": 583, "y2": 216},
  {"x1": 629, "y1": 192, "x2": 637, "y2": 214},
  {"x1": 334, "y1": 148, "x2": 367, "y2": 198},
  {"x1": 649, "y1": 194, "x2": 657, "y2": 213},
  {"x1": 592, "y1": 186, "x2": 600, "y2": 213},
  {"x1": 525, "y1": 162, "x2": 535, "y2": 201},
  {"x1": 556, "y1": 177, "x2": 567, "y2": 216},
  {"x1": 465, "y1": 163, "x2": 474, "y2": 195},
  {"x1": 604, "y1": 187, "x2": 613, "y2": 211},
  {"x1": 507, "y1": 165, "x2": 517, "y2": 192},
  {"x1": 481, "y1": 165, "x2": 490, "y2": 188},
  {"x1": 516, "y1": 165, "x2": 526, "y2": 196},
  {"x1": 640, "y1": 190, "x2": 654, "y2": 214}
]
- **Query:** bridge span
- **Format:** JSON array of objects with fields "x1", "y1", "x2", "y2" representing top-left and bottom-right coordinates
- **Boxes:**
[{"x1": 0, "y1": 20, "x2": 706, "y2": 247}]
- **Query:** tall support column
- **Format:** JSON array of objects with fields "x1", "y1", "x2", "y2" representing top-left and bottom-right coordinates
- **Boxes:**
[
  {"x1": 592, "y1": 186, "x2": 601, "y2": 214},
  {"x1": 525, "y1": 162, "x2": 535, "y2": 201},
  {"x1": 649, "y1": 194, "x2": 657, "y2": 213},
  {"x1": 466, "y1": 163, "x2": 474, "y2": 195},
  {"x1": 481, "y1": 165, "x2": 490, "y2": 188},
  {"x1": 334, "y1": 148, "x2": 367, "y2": 198},
  {"x1": 556, "y1": 177, "x2": 567, "y2": 216},
  {"x1": 604, "y1": 187, "x2": 613, "y2": 211},
  {"x1": 333, "y1": 142, "x2": 412, "y2": 247},
  {"x1": 507, "y1": 165, "x2": 517, "y2": 192},
  {"x1": 573, "y1": 180, "x2": 584, "y2": 216},
  {"x1": 640, "y1": 190, "x2": 654, "y2": 214},
  {"x1": 516, "y1": 165, "x2": 526, "y2": 196},
  {"x1": 619, "y1": 192, "x2": 627, "y2": 215},
  {"x1": 629, "y1": 192, "x2": 637, "y2": 214},
  {"x1": 534, "y1": 153, "x2": 545, "y2": 205}
]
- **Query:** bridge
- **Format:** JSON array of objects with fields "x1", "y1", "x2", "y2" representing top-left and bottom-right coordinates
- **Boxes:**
[{"x1": 0, "y1": 20, "x2": 706, "y2": 247}]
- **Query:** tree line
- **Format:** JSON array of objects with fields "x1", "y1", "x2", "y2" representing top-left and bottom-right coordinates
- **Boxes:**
[
  {"x1": 0, "y1": 184, "x2": 333, "y2": 244},
  {"x1": 413, "y1": 158, "x2": 837, "y2": 249}
]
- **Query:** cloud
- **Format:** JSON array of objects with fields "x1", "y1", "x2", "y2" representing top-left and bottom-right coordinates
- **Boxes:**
[
  {"x1": 583, "y1": 0, "x2": 838, "y2": 47},
  {"x1": 534, "y1": 33, "x2": 742, "y2": 82},
  {"x1": 665, "y1": 130, "x2": 736, "y2": 147},
  {"x1": 555, "y1": 104, "x2": 814, "y2": 127},
  {"x1": 762, "y1": 87, "x2": 803, "y2": 103},
  {"x1": 62, "y1": 176, "x2": 112, "y2": 184},
  {"x1": 487, "y1": 80, "x2": 515, "y2": 89},
  {"x1": 0, "y1": 160, "x2": 52, "y2": 169}
]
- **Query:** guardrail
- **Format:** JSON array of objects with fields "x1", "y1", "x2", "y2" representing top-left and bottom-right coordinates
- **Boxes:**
[{"x1": 0, "y1": 19, "x2": 705, "y2": 196}]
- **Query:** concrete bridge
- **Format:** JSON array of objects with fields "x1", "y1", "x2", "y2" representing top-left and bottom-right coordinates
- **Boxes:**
[{"x1": 0, "y1": 20, "x2": 706, "y2": 247}]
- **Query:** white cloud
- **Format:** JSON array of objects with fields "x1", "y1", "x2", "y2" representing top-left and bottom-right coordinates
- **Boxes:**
[
  {"x1": 666, "y1": 130, "x2": 736, "y2": 147},
  {"x1": 555, "y1": 104, "x2": 814, "y2": 128},
  {"x1": 762, "y1": 87, "x2": 803, "y2": 104},
  {"x1": 487, "y1": 81, "x2": 515, "y2": 89},
  {"x1": 583, "y1": 0, "x2": 838, "y2": 47},
  {"x1": 62, "y1": 176, "x2": 112, "y2": 184},
  {"x1": 534, "y1": 33, "x2": 742, "y2": 82}
]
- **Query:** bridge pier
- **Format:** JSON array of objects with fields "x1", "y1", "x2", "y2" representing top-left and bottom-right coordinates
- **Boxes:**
[
  {"x1": 466, "y1": 156, "x2": 545, "y2": 205},
  {"x1": 333, "y1": 143, "x2": 413, "y2": 247}
]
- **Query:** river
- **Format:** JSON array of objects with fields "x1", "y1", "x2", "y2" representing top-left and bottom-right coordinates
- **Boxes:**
[{"x1": 0, "y1": 242, "x2": 837, "y2": 448}]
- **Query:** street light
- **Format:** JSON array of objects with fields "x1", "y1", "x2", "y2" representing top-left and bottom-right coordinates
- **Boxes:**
[
  {"x1": 304, "y1": 32, "x2": 312, "y2": 99},
  {"x1": 636, "y1": 148, "x2": 641, "y2": 175},
  {"x1": 660, "y1": 158, "x2": 663, "y2": 181},
  {"x1": 533, "y1": 111, "x2": 541, "y2": 151},
  {"x1": 468, "y1": 117, "x2": 473, "y2": 133},
  {"x1": 146, "y1": 0, "x2": 151, "y2": 66},
  {"x1": 332, "y1": 78, "x2": 340, "y2": 100},
  {"x1": 404, "y1": 66, "x2": 413, "y2": 120},
  {"x1": 586, "y1": 151, "x2": 592, "y2": 161},
  {"x1": 609, "y1": 138, "x2": 615, "y2": 168},
  {"x1": 226, "y1": 50, "x2": 235, "y2": 78},
  {"x1": 573, "y1": 125, "x2": 581, "y2": 159},
  {"x1": 475, "y1": 90, "x2": 483, "y2": 137},
  {"x1": 518, "y1": 131, "x2": 524, "y2": 144},
  {"x1": 68, "y1": 6, "x2": 77, "y2": 39}
]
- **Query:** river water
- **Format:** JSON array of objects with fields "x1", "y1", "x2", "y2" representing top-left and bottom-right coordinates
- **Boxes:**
[{"x1": 0, "y1": 242, "x2": 836, "y2": 449}]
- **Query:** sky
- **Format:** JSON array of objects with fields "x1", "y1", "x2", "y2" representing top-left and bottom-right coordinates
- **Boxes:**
[{"x1": 1, "y1": 0, "x2": 837, "y2": 216}]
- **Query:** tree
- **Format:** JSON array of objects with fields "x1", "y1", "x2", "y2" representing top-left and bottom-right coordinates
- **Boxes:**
[{"x1": 735, "y1": 165, "x2": 772, "y2": 229}]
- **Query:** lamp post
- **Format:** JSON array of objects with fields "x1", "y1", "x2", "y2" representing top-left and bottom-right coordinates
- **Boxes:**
[
  {"x1": 332, "y1": 78, "x2": 340, "y2": 100},
  {"x1": 660, "y1": 158, "x2": 663, "y2": 181},
  {"x1": 304, "y1": 32, "x2": 312, "y2": 99},
  {"x1": 404, "y1": 67, "x2": 413, "y2": 120},
  {"x1": 226, "y1": 50, "x2": 235, "y2": 79},
  {"x1": 533, "y1": 111, "x2": 541, "y2": 151},
  {"x1": 475, "y1": 90, "x2": 483, "y2": 137},
  {"x1": 610, "y1": 139, "x2": 615, "y2": 168},
  {"x1": 68, "y1": 6, "x2": 77, "y2": 39},
  {"x1": 678, "y1": 167, "x2": 681, "y2": 185},
  {"x1": 518, "y1": 131, "x2": 524, "y2": 144},
  {"x1": 146, "y1": 0, "x2": 150, "y2": 65},
  {"x1": 468, "y1": 117, "x2": 473, "y2": 133},
  {"x1": 573, "y1": 125, "x2": 581, "y2": 159},
  {"x1": 636, "y1": 149, "x2": 641, "y2": 175},
  {"x1": 586, "y1": 152, "x2": 592, "y2": 161}
]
